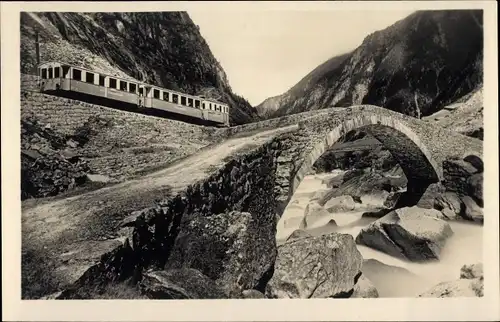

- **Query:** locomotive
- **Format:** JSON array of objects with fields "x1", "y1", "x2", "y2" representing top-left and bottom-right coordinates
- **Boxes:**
[{"x1": 36, "y1": 61, "x2": 231, "y2": 127}]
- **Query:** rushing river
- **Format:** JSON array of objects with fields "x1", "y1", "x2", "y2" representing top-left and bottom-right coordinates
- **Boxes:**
[{"x1": 276, "y1": 172, "x2": 483, "y2": 298}]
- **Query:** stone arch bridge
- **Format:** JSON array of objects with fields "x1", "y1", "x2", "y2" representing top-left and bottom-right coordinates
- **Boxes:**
[{"x1": 23, "y1": 105, "x2": 483, "y2": 299}]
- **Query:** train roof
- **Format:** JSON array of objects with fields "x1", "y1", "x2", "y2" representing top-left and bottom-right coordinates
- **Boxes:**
[{"x1": 37, "y1": 61, "x2": 229, "y2": 106}]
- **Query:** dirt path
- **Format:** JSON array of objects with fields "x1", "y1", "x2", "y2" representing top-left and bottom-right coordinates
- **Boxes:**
[{"x1": 22, "y1": 125, "x2": 297, "y2": 295}]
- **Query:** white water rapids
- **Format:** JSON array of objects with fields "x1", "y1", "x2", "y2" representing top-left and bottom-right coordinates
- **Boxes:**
[{"x1": 276, "y1": 172, "x2": 483, "y2": 297}]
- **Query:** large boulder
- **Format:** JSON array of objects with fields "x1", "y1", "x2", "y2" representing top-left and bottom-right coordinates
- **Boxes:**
[
  {"x1": 302, "y1": 202, "x2": 330, "y2": 227},
  {"x1": 443, "y1": 158, "x2": 479, "y2": 194},
  {"x1": 383, "y1": 191, "x2": 403, "y2": 209},
  {"x1": 321, "y1": 173, "x2": 344, "y2": 189},
  {"x1": 436, "y1": 192, "x2": 464, "y2": 217},
  {"x1": 463, "y1": 155, "x2": 483, "y2": 172},
  {"x1": 351, "y1": 274, "x2": 379, "y2": 298},
  {"x1": 461, "y1": 196, "x2": 483, "y2": 223},
  {"x1": 467, "y1": 173, "x2": 483, "y2": 206},
  {"x1": 310, "y1": 188, "x2": 333, "y2": 202},
  {"x1": 460, "y1": 263, "x2": 483, "y2": 279},
  {"x1": 324, "y1": 195, "x2": 356, "y2": 213},
  {"x1": 165, "y1": 211, "x2": 276, "y2": 297},
  {"x1": 416, "y1": 183, "x2": 446, "y2": 209},
  {"x1": 336, "y1": 171, "x2": 403, "y2": 198},
  {"x1": 265, "y1": 233, "x2": 363, "y2": 298},
  {"x1": 355, "y1": 207, "x2": 454, "y2": 261},
  {"x1": 343, "y1": 168, "x2": 366, "y2": 183},
  {"x1": 139, "y1": 268, "x2": 227, "y2": 299},
  {"x1": 286, "y1": 229, "x2": 312, "y2": 242},
  {"x1": 419, "y1": 263, "x2": 484, "y2": 298}
]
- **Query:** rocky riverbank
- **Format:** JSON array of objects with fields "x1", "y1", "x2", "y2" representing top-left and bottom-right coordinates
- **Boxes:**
[{"x1": 275, "y1": 166, "x2": 483, "y2": 298}]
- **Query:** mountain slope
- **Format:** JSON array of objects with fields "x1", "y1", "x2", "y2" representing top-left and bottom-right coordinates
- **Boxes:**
[
  {"x1": 254, "y1": 53, "x2": 351, "y2": 118},
  {"x1": 269, "y1": 10, "x2": 483, "y2": 119},
  {"x1": 20, "y1": 12, "x2": 260, "y2": 125}
]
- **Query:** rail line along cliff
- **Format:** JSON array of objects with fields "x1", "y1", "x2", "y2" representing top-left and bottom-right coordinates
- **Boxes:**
[{"x1": 18, "y1": 8, "x2": 487, "y2": 304}]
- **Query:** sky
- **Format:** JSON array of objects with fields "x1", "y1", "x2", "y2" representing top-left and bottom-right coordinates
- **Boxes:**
[{"x1": 188, "y1": 9, "x2": 415, "y2": 106}]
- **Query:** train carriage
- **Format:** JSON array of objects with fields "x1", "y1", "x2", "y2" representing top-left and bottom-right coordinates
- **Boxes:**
[{"x1": 36, "y1": 61, "x2": 231, "y2": 127}]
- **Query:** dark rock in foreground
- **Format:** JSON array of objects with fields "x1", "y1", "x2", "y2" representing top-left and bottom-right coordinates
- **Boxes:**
[
  {"x1": 165, "y1": 211, "x2": 276, "y2": 298},
  {"x1": 355, "y1": 206, "x2": 453, "y2": 261},
  {"x1": 139, "y1": 268, "x2": 227, "y2": 299},
  {"x1": 265, "y1": 232, "x2": 362, "y2": 298}
]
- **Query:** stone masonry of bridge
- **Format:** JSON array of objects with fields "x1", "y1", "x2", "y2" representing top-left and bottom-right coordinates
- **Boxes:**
[{"x1": 22, "y1": 105, "x2": 482, "y2": 299}]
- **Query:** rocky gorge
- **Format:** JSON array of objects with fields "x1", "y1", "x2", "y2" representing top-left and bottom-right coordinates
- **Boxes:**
[
  {"x1": 19, "y1": 9, "x2": 486, "y2": 302},
  {"x1": 275, "y1": 152, "x2": 484, "y2": 298}
]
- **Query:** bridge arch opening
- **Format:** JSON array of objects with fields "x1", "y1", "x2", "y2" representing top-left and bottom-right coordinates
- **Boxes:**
[{"x1": 279, "y1": 114, "x2": 441, "y2": 222}]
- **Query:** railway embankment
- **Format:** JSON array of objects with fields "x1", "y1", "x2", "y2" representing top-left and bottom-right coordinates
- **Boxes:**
[{"x1": 20, "y1": 84, "x2": 221, "y2": 199}]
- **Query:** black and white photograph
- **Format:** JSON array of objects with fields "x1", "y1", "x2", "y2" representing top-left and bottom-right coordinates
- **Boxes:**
[{"x1": 2, "y1": 1, "x2": 499, "y2": 321}]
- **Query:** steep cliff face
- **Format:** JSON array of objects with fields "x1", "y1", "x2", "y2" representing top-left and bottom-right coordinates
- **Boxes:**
[
  {"x1": 254, "y1": 95, "x2": 283, "y2": 119},
  {"x1": 20, "y1": 12, "x2": 260, "y2": 125},
  {"x1": 269, "y1": 10, "x2": 483, "y2": 119}
]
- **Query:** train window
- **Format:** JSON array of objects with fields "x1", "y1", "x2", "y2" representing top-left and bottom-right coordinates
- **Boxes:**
[
  {"x1": 99, "y1": 75, "x2": 105, "y2": 86},
  {"x1": 139, "y1": 87, "x2": 144, "y2": 96},
  {"x1": 181, "y1": 96, "x2": 186, "y2": 106},
  {"x1": 172, "y1": 94, "x2": 179, "y2": 103},
  {"x1": 202, "y1": 103, "x2": 206, "y2": 109},
  {"x1": 41, "y1": 68, "x2": 47, "y2": 79},
  {"x1": 86, "y1": 72, "x2": 95, "y2": 84},
  {"x1": 209, "y1": 103, "x2": 212, "y2": 110},
  {"x1": 187, "y1": 98, "x2": 193, "y2": 107},
  {"x1": 129, "y1": 83, "x2": 137, "y2": 93},
  {"x1": 163, "y1": 92, "x2": 169, "y2": 101},
  {"x1": 54, "y1": 67, "x2": 60, "y2": 78},
  {"x1": 73, "y1": 69, "x2": 82, "y2": 81},
  {"x1": 226, "y1": 107, "x2": 229, "y2": 113},
  {"x1": 120, "y1": 81, "x2": 127, "y2": 91},
  {"x1": 63, "y1": 66, "x2": 70, "y2": 78},
  {"x1": 48, "y1": 68, "x2": 53, "y2": 79},
  {"x1": 109, "y1": 78, "x2": 117, "y2": 89},
  {"x1": 153, "y1": 89, "x2": 160, "y2": 99},
  {"x1": 195, "y1": 100, "x2": 200, "y2": 108}
]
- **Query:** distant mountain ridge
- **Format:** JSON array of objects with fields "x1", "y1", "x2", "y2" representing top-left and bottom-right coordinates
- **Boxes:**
[
  {"x1": 20, "y1": 12, "x2": 261, "y2": 125},
  {"x1": 257, "y1": 10, "x2": 483, "y2": 120}
]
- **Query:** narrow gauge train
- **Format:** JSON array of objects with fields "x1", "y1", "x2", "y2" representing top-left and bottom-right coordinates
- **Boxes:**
[{"x1": 36, "y1": 61, "x2": 230, "y2": 127}]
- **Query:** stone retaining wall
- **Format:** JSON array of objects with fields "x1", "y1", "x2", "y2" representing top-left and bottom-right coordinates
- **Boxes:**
[{"x1": 58, "y1": 139, "x2": 283, "y2": 299}]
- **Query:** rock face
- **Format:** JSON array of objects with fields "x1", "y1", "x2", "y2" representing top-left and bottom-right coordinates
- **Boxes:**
[
  {"x1": 21, "y1": 117, "x2": 90, "y2": 199},
  {"x1": 302, "y1": 202, "x2": 330, "y2": 228},
  {"x1": 417, "y1": 154, "x2": 484, "y2": 222},
  {"x1": 254, "y1": 95, "x2": 284, "y2": 119},
  {"x1": 424, "y1": 87, "x2": 483, "y2": 140},
  {"x1": 164, "y1": 211, "x2": 276, "y2": 298},
  {"x1": 355, "y1": 207, "x2": 454, "y2": 261},
  {"x1": 286, "y1": 229, "x2": 312, "y2": 242},
  {"x1": 265, "y1": 233, "x2": 363, "y2": 298},
  {"x1": 443, "y1": 158, "x2": 480, "y2": 194},
  {"x1": 323, "y1": 195, "x2": 356, "y2": 213},
  {"x1": 20, "y1": 12, "x2": 260, "y2": 125},
  {"x1": 419, "y1": 263, "x2": 484, "y2": 297},
  {"x1": 467, "y1": 173, "x2": 483, "y2": 207},
  {"x1": 351, "y1": 274, "x2": 379, "y2": 298},
  {"x1": 263, "y1": 10, "x2": 482, "y2": 120},
  {"x1": 139, "y1": 268, "x2": 228, "y2": 299}
]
